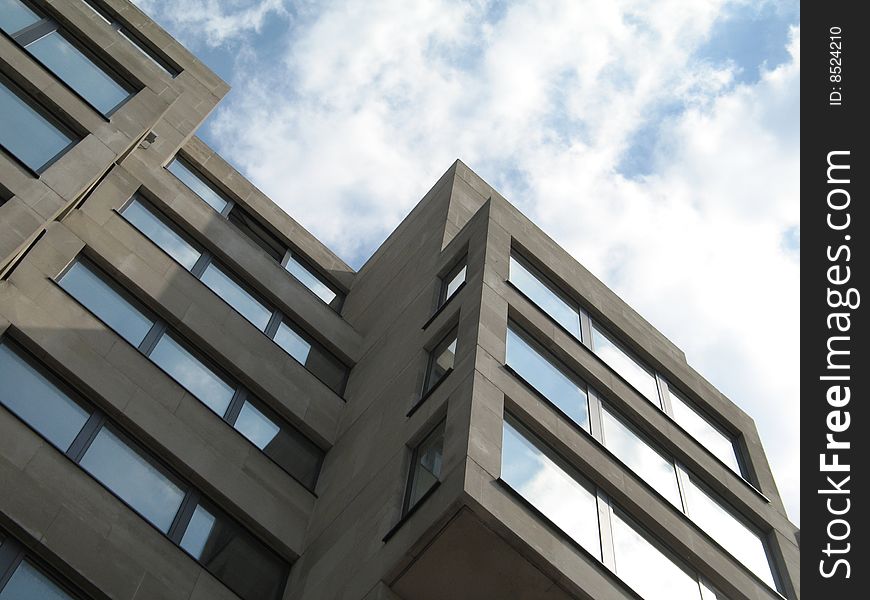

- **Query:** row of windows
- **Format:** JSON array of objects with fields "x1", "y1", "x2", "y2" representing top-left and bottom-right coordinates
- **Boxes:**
[
  {"x1": 502, "y1": 416, "x2": 725, "y2": 600},
  {"x1": 508, "y1": 253, "x2": 745, "y2": 476},
  {"x1": 57, "y1": 258, "x2": 325, "y2": 491},
  {"x1": 505, "y1": 323, "x2": 779, "y2": 591},
  {"x1": 0, "y1": 340, "x2": 289, "y2": 600},
  {"x1": 166, "y1": 156, "x2": 345, "y2": 311},
  {"x1": 119, "y1": 194, "x2": 349, "y2": 396},
  {"x1": 0, "y1": 535, "x2": 82, "y2": 599}
]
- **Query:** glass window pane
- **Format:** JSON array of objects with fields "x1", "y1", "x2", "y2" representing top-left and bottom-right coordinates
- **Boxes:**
[
  {"x1": 59, "y1": 261, "x2": 154, "y2": 347},
  {"x1": 167, "y1": 158, "x2": 228, "y2": 213},
  {"x1": 442, "y1": 264, "x2": 466, "y2": 304},
  {"x1": 684, "y1": 477, "x2": 776, "y2": 589},
  {"x1": 0, "y1": 343, "x2": 90, "y2": 451},
  {"x1": 274, "y1": 321, "x2": 347, "y2": 395},
  {"x1": 611, "y1": 508, "x2": 702, "y2": 600},
  {"x1": 26, "y1": 31, "x2": 129, "y2": 115},
  {"x1": 284, "y1": 251, "x2": 337, "y2": 306},
  {"x1": 601, "y1": 405, "x2": 681, "y2": 508},
  {"x1": 200, "y1": 263, "x2": 272, "y2": 331},
  {"x1": 591, "y1": 322, "x2": 659, "y2": 406},
  {"x1": 79, "y1": 426, "x2": 185, "y2": 533},
  {"x1": 150, "y1": 334, "x2": 235, "y2": 416},
  {"x1": 424, "y1": 335, "x2": 456, "y2": 395},
  {"x1": 235, "y1": 400, "x2": 323, "y2": 489},
  {"x1": 509, "y1": 256, "x2": 581, "y2": 339},
  {"x1": 0, "y1": 560, "x2": 74, "y2": 600},
  {"x1": 227, "y1": 207, "x2": 284, "y2": 262},
  {"x1": 669, "y1": 386, "x2": 742, "y2": 474},
  {"x1": 0, "y1": 0, "x2": 40, "y2": 35},
  {"x1": 506, "y1": 326, "x2": 589, "y2": 431},
  {"x1": 407, "y1": 424, "x2": 444, "y2": 510},
  {"x1": 501, "y1": 420, "x2": 600, "y2": 559},
  {"x1": 121, "y1": 198, "x2": 201, "y2": 270},
  {"x1": 0, "y1": 78, "x2": 74, "y2": 172},
  {"x1": 180, "y1": 504, "x2": 287, "y2": 600}
]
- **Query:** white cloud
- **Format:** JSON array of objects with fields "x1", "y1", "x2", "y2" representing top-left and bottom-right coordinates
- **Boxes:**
[{"x1": 134, "y1": 0, "x2": 800, "y2": 523}]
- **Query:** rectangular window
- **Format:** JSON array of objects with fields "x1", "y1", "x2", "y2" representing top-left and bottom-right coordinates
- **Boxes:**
[
  {"x1": 505, "y1": 324, "x2": 589, "y2": 431},
  {"x1": 501, "y1": 418, "x2": 601, "y2": 559},
  {"x1": 167, "y1": 157, "x2": 230, "y2": 213},
  {"x1": 2, "y1": 1, "x2": 133, "y2": 115},
  {"x1": 421, "y1": 329, "x2": 457, "y2": 397},
  {"x1": 283, "y1": 250, "x2": 342, "y2": 309},
  {"x1": 0, "y1": 73, "x2": 76, "y2": 172},
  {"x1": 590, "y1": 321, "x2": 660, "y2": 406},
  {"x1": 438, "y1": 260, "x2": 466, "y2": 308},
  {"x1": 227, "y1": 206, "x2": 285, "y2": 262},
  {"x1": 403, "y1": 422, "x2": 445, "y2": 515},
  {"x1": 0, "y1": 341, "x2": 290, "y2": 600},
  {"x1": 508, "y1": 254, "x2": 581, "y2": 340},
  {"x1": 199, "y1": 262, "x2": 273, "y2": 331},
  {"x1": 0, "y1": 537, "x2": 82, "y2": 599},
  {"x1": 121, "y1": 196, "x2": 202, "y2": 269},
  {"x1": 668, "y1": 384, "x2": 743, "y2": 475},
  {"x1": 56, "y1": 259, "x2": 325, "y2": 489},
  {"x1": 274, "y1": 320, "x2": 348, "y2": 395}
]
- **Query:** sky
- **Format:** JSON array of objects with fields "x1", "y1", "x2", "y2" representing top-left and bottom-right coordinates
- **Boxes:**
[{"x1": 132, "y1": 0, "x2": 800, "y2": 524}]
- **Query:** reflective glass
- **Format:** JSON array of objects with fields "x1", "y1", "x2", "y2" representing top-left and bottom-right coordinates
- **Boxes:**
[
  {"x1": 200, "y1": 263, "x2": 272, "y2": 331},
  {"x1": 122, "y1": 198, "x2": 201, "y2": 270},
  {"x1": 167, "y1": 158, "x2": 228, "y2": 213},
  {"x1": 26, "y1": 31, "x2": 129, "y2": 114},
  {"x1": 406, "y1": 425, "x2": 444, "y2": 510},
  {"x1": 611, "y1": 508, "x2": 702, "y2": 600},
  {"x1": 0, "y1": 0, "x2": 40, "y2": 35},
  {"x1": 442, "y1": 264, "x2": 466, "y2": 304},
  {"x1": 424, "y1": 335, "x2": 456, "y2": 395},
  {"x1": 509, "y1": 256, "x2": 581, "y2": 339},
  {"x1": 59, "y1": 261, "x2": 154, "y2": 346},
  {"x1": 180, "y1": 504, "x2": 287, "y2": 600},
  {"x1": 285, "y1": 251, "x2": 337, "y2": 306},
  {"x1": 273, "y1": 320, "x2": 311, "y2": 363},
  {"x1": 501, "y1": 420, "x2": 600, "y2": 558},
  {"x1": 601, "y1": 405, "x2": 682, "y2": 508},
  {"x1": 80, "y1": 426, "x2": 185, "y2": 533},
  {"x1": 684, "y1": 476, "x2": 776, "y2": 589},
  {"x1": 0, "y1": 343, "x2": 90, "y2": 451},
  {"x1": 0, "y1": 79, "x2": 74, "y2": 172},
  {"x1": 506, "y1": 326, "x2": 589, "y2": 431},
  {"x1": 150, "y1": 334, "x2": 234, "y2": 415},
  {"x1": 0, "y1": 560, "x2": 74, "y2": 600},
  {"x1": 591, "y1": 322, "x2": 659, "y2": 406},
  {"x1": 274, "y1": 321, "x2": 347, "y2": 394},
  {"x1": 669, "y1": 385, "x2": 742, "y2": 474},
  {"x1": 234, "y1": 400, "x2": 323, "y2": 489}
]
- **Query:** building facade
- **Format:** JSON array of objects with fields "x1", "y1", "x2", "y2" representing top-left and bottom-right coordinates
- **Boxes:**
[{"x1": 0, "y1": 1, "x2": 800, "y2": 599}]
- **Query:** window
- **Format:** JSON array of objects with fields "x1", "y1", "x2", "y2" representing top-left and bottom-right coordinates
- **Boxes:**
[
  {"x1": 438, "y1": 260, "x2": 466, "y2": 308},
  {"x1": 283, "y1": 250, "x2": 341, "y2": 309},
  {"x1": 0, "y1": 538, "x2": 82, "y2": 600},
  {"x1": 590, "y1": 321, "x2": 660, "y2": 406},
  {"x1": 0, "y1": 341, "x2": 290, "y2": 600},
  {"x1": 119, "y1": 198, "x2": 349, "y2": 395},
  {"x1": 403, "y1": 422, "x2": 445, "y2": 514},
  {"x1": 505, "y1": 324, "x2": 589, "y2": 431},
  {"x1": 227, "y1": 206, "x2": 285, "y2": 262},
  {"x1": 509, "y1": 254, "x2": 581, "y2": 340},
  {"x1": 167, "y1": 157, "x2": 229, "y2": 213},
  {"x1": 421, "y1": 329, "x2": 457, "y2": 397},
  {"x1": 501, "y1": 418, "x2": 600, "y2": 559},
  {"x1": 0, "y1": 73, "x2": 76, "y2": 172},
  {"x1": 80, "y1": 0, "x2": 179, "y2": 77},
  {"x1": 57, "y1": 259, "x2": 325, "y2": 489},
  {"x1": 668, "y1": 385, "x2": 742, "y2": 475},
  {"x1": 600, "y1": 404, "x2": 682, "y2": 508},
  {"x1": 2, "y1": 1, "x2": 133, "y2": 115}
]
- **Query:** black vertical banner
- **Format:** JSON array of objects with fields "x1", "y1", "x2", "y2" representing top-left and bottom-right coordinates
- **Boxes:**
[{"x1": 803, "y1": 2, "x2": 867, "y2": 598}]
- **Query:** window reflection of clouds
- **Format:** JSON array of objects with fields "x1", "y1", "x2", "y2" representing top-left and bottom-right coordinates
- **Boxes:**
[
  {"x1": 509, "y1": 257, "x2": 581, "y2": 339},
  {"x1": 122, "y1": 199, "x2": 201, "y2": 270},
  {"x1": 274, "y1": 322, "x2": 312, "y2": 364},
  {"x1": 151, "y1": 335, "x2": 234, "y2": 415},
  {"x1": 591, "y1": 324, "x2": 659, "y2": 406},
  {"x1": 200, "y1": 263, "x2": 271, "y2": 331},
  {"x1": 235, "y1": 401, "x2": 280, "y2": 450},
  {"x1": 669, "y1": 386, "x2": 741, "y2": 474},
  {"x1": 285, "y1": 253, "x2": 336, "y2": 305}
]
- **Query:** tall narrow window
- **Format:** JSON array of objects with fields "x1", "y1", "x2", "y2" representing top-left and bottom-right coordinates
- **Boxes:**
[
  {"x1": 505, "y1": 324, "x2": 589, "y2": 431},
  {"x1": 403, "y1": 422, "x2": 445, "y2": 514},
  {"x1": 167, "y1": 157, "x2": 229, "y2": 213},
  {"x1": 590, "y1": 321, "x2": 660, "y2": 406},
  {"x1": 422, "y1": 329, "x2": 457, "y2": 397},
  {"x1": 2, "y1": 1, "x2": 133, "y2": 115},
  {"x1": 668, "y1": 385, "x2": 742, "y2": 475},
  {"x1": 508, "y1": 254, "x2": 581, "y2": 340},
  {"x1": 438, "y1": 260, "x2": 466, "y2": 309},
  {"x1": 0, "y1": 74, "x2": 76, "y2": 172}
]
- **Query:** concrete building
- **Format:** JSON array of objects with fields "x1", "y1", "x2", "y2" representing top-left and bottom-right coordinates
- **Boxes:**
[{"x1": 0, "y1": 1, "x2": 799, "y2": 599}]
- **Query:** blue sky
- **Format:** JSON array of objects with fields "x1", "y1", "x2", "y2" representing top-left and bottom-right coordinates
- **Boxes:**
[{"x1": 133, "y1": 0, "x2": 800, "y2": 524}]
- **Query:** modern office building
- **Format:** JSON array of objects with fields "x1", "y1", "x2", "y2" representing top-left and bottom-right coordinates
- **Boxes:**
[{"x1": 0, "y1": 1, "x2": 800, "y2": 599}]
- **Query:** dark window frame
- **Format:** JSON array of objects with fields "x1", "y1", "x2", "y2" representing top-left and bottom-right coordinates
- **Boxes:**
[
  {"x1": 401, "y1": 419, "x2": 446, "y2": 517},
  {"x1": 0, "y1": 535, "x2": 87, "y2": 598},
  {"x1": 420, "y1": 326, "x2": 458, "y2": 400}
]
